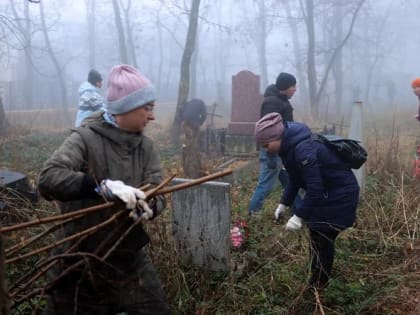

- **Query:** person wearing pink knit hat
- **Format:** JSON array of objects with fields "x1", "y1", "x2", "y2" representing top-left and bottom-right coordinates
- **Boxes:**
[
  {"x1": 255, "y1": 112, "x2": 360, "y2": 295},
  {"x1": 411, "y1": 78, "x2": 420, "y2": 122},
  {"x1": 38, "y1": 65, "x2": 171, "y2": 314}
]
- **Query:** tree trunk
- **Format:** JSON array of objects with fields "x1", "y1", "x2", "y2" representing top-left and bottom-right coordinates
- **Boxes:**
[
  {"x1": 39, "y1": 1, "x2": 68, "y2": 111},
  {"x1": 155, "y1": 3, "x2": 164, "y2": 94},
  {"x1": 120, "y1": 0, "x2": 137, "y2": 67},
  {"x1": 112, "y1": 0, "x2": 128, "y2": 64},
  {"x1": 10, "y1": 0, "x2": 34, "y2": 109},
  {"x1": 189, "y1": 39, "x2": 198, "y2": 99},
  {"x1": 171, "y1": 0, "x2": 201, "y2": 145},
  {"x1": 256, "y1": 0, "x2": 268, "y2": 88},
  {"x1": 305, "y1": 0, "x2": 318, "y2": 119},
  {"x1": 332, "y1": 1, "x2": 344, "y2": 116},
  {"x1": 0, "y1": 97, "x2": 8, "y2": 136},
  {"x1": 303, "y1": 0, "x2": 365, "y2": 120},
  {"x1": 86, "y1": 0, "x2": 96, "y2": 68},
  {"x1": 283, "y1": 0, "x2": 309, "y2": 106},
  {"x1": 181, "y1": 122, "x2": 204, "y2": 179}
]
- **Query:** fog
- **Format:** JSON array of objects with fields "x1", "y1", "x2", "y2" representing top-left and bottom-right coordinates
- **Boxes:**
[{"x1": 0, "y1": 0, "x2": 419, "y2": 122}]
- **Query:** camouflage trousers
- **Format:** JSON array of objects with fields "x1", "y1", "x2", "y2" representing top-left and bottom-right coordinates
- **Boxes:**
[{"x1": 43, "y1": 249, "x2": 170, "y2": 315}]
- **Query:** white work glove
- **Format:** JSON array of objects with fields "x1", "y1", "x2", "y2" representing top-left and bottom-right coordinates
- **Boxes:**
[
  {"x1": 100, "y1": 179, "x2": 146, "y2": 210},
  {"x1": 285, "y1": 215, "x2": 303, "y2": 231},
  {"x1": 274, "y1": 203, "x2": 287, "y2": 221}
]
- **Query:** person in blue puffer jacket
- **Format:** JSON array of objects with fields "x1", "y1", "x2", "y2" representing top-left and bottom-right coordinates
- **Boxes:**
[
  {"x1": 75, "y1": 69, "x2": 106, "y2": 127},
  {"x1": 255, "y1": 112, "x2": 360, "y2": 289}
]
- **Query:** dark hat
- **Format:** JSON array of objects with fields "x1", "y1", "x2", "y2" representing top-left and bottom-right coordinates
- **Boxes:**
[
  {"x1": 275, "y1": 72, "x2": 296, "y2": 91},
  {"x1": 88, "y1": 69, "x2": 102, "y2": 85}
]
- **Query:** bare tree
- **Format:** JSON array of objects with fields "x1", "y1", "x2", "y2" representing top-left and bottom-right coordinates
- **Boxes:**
[
  {"x1": 119, "y1": 0, "x2": 138, "y2": 67},
  {"x1": 39, "y1": 0, "x2": 69, "y2": 110},
  {"x1": 301, "y1": 0, "x2": 366, "y2": 119},
  {"x1": 332, "y1": 1, "x2": 344, "y2": 115},
  {"x1": 154, "y1": 2, "x2": 165, "y2": 94},
  {"x1": 254, "y1": 0, "x2": 268, "y2": 88},
  {"x1": 9, "y1": 0, "x2": 35, "y2": 108},
  {"x1": 85, "y1": 0, "x2": 97, "y2": 68},
  {"x1": 111, "y1": 0, "x2": 128, "y2": 63},
  {"x1": 171, "y1": 0, "x2": 201, "y2": 144},
  {"x1": 282, "y1": 0, "x2": 309, "y2": 106},
  {"x1": 0, "y1": 12, "x2": 20, "y2": 134},
  {"x1": 237, "y1": 0, "x2": 274, "y2": 88}
]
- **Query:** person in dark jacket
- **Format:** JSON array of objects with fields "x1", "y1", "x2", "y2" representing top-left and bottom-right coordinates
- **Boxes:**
[
  {"x1": 248, "y1": 72, "x2": 299, "y2": 216},
  {"x1": 255, "y1": 112, "x2": 360, "y2": 289},
  {"x1": 179, "y1": 99, "x2": 207, "y2": 178},
  {"x1": 38, "y1": 65, "x2": 171, "y2": 314},
  {"x1": 181, "y1": 98, "x2": 207, "y2": 129}
]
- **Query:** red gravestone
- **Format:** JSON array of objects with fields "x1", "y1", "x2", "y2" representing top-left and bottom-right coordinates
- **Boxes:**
[{"x1": 228, "y1": 70, "x2": 264, "y2": 135}]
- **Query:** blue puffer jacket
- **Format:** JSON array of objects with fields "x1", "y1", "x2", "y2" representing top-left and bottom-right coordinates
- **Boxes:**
[
  {"x1": 75, "y1": 81, "x2": 105, "y2": 127},
  {"x1": 279, "y1": 122, "x2": 360, "y2": 230}
]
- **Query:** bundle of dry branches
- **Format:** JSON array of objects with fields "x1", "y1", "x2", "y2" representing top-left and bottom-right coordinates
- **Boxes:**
[{"x1": 0, "y1": 169, "x2": 232, "y2": 312}]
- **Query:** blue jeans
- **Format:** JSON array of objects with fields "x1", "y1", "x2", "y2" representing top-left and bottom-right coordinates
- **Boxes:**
[{"x1": 249, "y1": 149, "x2": 289, "y2": 213}]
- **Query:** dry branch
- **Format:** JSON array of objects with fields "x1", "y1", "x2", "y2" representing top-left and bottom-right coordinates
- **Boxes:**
[
  {"x1": 9, "y1": 234, "x2": 90, "y2": 297},
  {"x1": 5, "y1": 169, "x2": 233, "y2": 308},
  {"x1": 152, "y1": 169, "x2": 232, "y2": 196},
  {"x1": 1, "y1": 169, "x2": 232, "y2": 234},
  {"x1": 6, "y1": 210, "x2": 125, "y2": 264},
  {"x1": 6, "y1": 217, "x2": 81, "y2": 257},
  {"x1": 145, "y1": 174, "x2": 176, "y2": 198},
  {"x1": 0, "y1": 202, "x2": 115, "y2": 234}
]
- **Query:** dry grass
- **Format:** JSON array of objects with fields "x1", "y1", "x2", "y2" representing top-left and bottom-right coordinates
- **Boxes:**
[{"x1": 1, "y1": 107, "x2": 420, "y2": 314}]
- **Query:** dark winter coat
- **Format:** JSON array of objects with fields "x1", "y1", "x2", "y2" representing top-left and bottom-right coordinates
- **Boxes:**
[
  {"x1": 38, "y1": 111, "x2": 166, "y2": 275},
  {"x1": 260, "y1": 84, "x2": 294, "y2": 121},
  {"x1": 181, "y1": 98, "x2": 207, "y2": 128},
  {"x1": 279, "y1": 122, "x2": 360, "y2": 230}
]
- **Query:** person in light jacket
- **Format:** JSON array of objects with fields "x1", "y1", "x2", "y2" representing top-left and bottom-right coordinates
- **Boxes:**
[{"x1": 75, "y1": 69, "x2": 106, "y2": 127}]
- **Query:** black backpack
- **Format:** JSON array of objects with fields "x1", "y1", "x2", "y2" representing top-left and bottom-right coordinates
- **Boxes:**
[{"x1": 312, "y1": 133, "x2": 367, "y2": 169}]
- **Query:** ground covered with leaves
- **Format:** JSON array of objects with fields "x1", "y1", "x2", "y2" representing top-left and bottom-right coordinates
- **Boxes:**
[{"x1": 1, "y1": 127, "x2": 419, "y2": 315}]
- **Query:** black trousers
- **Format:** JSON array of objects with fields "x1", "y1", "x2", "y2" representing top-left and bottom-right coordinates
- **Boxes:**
[
  {"x1": 43, "y1": 249, "x2": 171, "y2": 315},
  {"x1": 308, "y1": 228, "x2": 340, "y2": 289}
]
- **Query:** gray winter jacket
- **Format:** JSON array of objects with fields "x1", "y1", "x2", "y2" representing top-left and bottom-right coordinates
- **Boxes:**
[{"x1": 38, "y1": 111, "x2": 166, "y2": 273}]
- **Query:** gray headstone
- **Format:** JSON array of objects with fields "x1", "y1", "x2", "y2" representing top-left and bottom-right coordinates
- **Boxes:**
[{"x1": 172, "y1": 178, "x2": 231, "y2": 271}]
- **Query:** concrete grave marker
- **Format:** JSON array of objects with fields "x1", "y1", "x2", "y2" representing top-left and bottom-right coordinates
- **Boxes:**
[{"x1": 172, "y1": 178, "x2": 231, "y2": 271}]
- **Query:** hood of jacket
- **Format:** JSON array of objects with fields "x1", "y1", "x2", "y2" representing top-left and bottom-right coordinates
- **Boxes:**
[
  {"x1": 263, "y1": 84, "x2": 290, "y2": 101},
  {"x1": 80, "y1": 111, "x2": 144, "y2": 150},
  {"x1": 78, "y1": 81, "x2": 99, "y2": 95},
  {"x1": 280, "y1": 121, "x2": 312, "y2": 156}
]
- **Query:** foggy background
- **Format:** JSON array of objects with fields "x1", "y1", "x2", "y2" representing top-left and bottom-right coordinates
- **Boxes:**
[{"x1": 0, "y1": 0, "x2": 419, "y2": 123}]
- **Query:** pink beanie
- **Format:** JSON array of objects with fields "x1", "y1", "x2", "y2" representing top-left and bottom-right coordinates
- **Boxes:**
[
  {"x1": 106, "y1": 64, "x2": 156, "y2": 115},
  {"x1": 255, "y1": 112, "x2": 284, "y2": 143}
]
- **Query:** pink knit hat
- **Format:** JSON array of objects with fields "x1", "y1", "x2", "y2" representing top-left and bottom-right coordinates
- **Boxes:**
[
  {"x1": 106, "y1": 64, "x2": 156, "y2": 115},
  {"x1": 255, "y1": 112, "x2": 284, "y2": 143}
]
